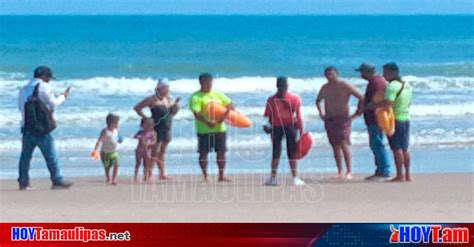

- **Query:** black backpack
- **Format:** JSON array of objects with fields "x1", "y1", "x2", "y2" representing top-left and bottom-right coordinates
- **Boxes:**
[{"x1": 24, "y1": 83, "x2": 57, "y2": 135}]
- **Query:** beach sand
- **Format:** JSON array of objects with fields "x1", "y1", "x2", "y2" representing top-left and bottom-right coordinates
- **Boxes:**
[{"x1": 1, "y1": 173, "x2": 472, "y2": 222}]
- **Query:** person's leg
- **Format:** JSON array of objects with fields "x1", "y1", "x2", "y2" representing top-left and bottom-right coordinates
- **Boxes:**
[
  {"x1": 217, "y1": 151, "x2": 230, "y2": 182},
  {"x1": 111, "y1": 162, "x2": 119, "y2": 185},
  {"x1": 134, "y1": 151, "x2": 142, "y2": 182},
  {"x1": 403, "y1": 150, "x2": 411, "y2": 181},
  {"x1": 18, "y1": 132, "x2": 37, "y2": 188},
  {"x1": 216, "y1": 133, "x2": 229, "y2": 182},
  {"x1": 341, "y1": 141, "x2": 352, "y2": 178},
  {"x1": 285, "y1": 126, "x2": 298, "y2": 178},
  {"x1": 197, "y1": 134, "x2": 210, "y2": 182},
  {"x1": 270, "y1": 127, "x2": 283, "y2": 178},
  {"x1": 37, "y1": 133, "x2": 63, "y2": 185},
  {"x1": 104, "y1": 167, "x2": 111, "y2": 183},
  {"x1": 368, "y1": 125, "x2": 391, "y2": 177},
  {"x1": 391, "y1": 150, "x2": 404, "y2": 182},
  {"x1": 331, "y1": 145, "x2": 343, "y2": 178},
  {"x1": 157, "y1": 141, "x2": 170, "y2": 180},
  {"x1": 199, "y1": 151, "x2": 208, "y2": 182}
]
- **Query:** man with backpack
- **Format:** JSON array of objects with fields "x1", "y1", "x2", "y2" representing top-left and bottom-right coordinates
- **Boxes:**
[{"x1": 17, "y1": 66, "x2": 73, "y2": 190}]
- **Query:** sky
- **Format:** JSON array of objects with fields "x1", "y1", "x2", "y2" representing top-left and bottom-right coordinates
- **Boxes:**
[{"x1": 0, "y1": 0, "x2": 473, "y2": 15}]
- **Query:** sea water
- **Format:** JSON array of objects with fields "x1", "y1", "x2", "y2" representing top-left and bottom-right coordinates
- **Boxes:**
[{"x1": 0, "y1": 15, "x2": 473, "y2": 178}]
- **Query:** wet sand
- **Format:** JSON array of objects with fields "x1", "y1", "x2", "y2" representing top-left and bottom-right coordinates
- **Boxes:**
[{"x1": 1, "y1": 173, "x2": 472, "y2": 222}]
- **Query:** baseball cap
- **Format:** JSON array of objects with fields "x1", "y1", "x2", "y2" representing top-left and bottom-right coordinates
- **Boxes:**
[
  {"x1": 33, "y1": 66, "x2": 55, "y2": 79},
  {"x1": 355, "y1": 63, "x2": 375, "y2": 73}
]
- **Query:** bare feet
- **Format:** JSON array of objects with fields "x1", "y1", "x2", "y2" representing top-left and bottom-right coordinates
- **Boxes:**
[
  {"x1": 159, "y1": 175, "x2": 171, "y2": 181},
  {"x1": 218, "y1": 177, "x2": 232, "y2": 183},
  {"x1": 332, "y1": 173, "x2": 344, "y2": 179},
  {"x1": 390, "y1": 176, "x2": 404, "y2": 182},
  {"x1": 110, "y1": 180, "x2": 118, "y2": 185},
  {"x1": 405, "y1": 174, "x2": 412, "y2": 182},
  {"x1": 345, "y1": 173, "x2": 353, "y2": 180}
]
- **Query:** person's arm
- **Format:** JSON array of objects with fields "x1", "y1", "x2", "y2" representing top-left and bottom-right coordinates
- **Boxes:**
[
  {"x1": 295, "y1": 97, "x2": 304, "y2": 134},
  {"x1": 93, "y1": 129, "x2": 105, "y2": 151},
  {"x1": 189, "y1": 95, "x2": 217, "y2": 128},
  {"x1": 18, "y1": 89, "x2": 23, "y2": 111},
  {"x1": 192, "y1": 112, "x2": 217, "y2": 128},
  {"x1": 38, "y1": 83, "x2": 67, "y2": 111},
  {"x1": 218, "y1": 92, "x2": 234, "y2": 122},
  {"x1": 263, "y1": 99, "x2": 272, "y2": 124},
  {"x1": 170, "y1": 97, "x2": 181, "y2": 116},
  {"x1": 133, "y1": 97, "x2": 152, "y2": 119},
  {"x1": 315, "y1": 86, "x2": 326, "y2": 121},
  {"x1": 370, "y1": 82, "x2": 398, "y2": 109},
  {"x1": 150, "y1": 131, "x2": 157, "y2": 145},
  {"x1": 346, "y1": 83, "x2": 365, "y2": 119}
]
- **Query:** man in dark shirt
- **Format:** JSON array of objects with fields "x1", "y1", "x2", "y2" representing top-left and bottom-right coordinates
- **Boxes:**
[{"x1": 357, "y1": 63, "x2": 391, "y2": 181}]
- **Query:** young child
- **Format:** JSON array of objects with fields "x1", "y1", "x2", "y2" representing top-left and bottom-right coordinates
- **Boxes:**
[
  {"x1": 134, "y1": 117, "x2": 157, "y2": 182},
  {"x1": 92, "y1": 113, "x2": 122, "y2": 185},
  {"x1": 316, "y1": 67, "x2": 364, "y2": 180}
]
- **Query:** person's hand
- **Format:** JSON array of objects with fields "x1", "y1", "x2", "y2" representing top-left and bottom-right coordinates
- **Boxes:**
[
  {"x1": 63, "y1": 87, "x2": 71, "y2": 98},
  {"x1": 206, "y1": 121, "x2": 217, "y2": 128},
  {"x1": 320, "y1": 114, "x2": 326, "y2": 122}
]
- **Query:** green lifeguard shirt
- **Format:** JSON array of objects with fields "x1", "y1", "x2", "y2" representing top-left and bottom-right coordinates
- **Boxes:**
[
  {"x1": 189, "y1": 90, "x2": 232, "y2": 134},
  {"x1": 384, "y1": 80, "x2": 412, "y2": 121}
]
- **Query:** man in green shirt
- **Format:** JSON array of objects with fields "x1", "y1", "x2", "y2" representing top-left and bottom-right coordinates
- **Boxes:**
[
  {"x1": 378, "y1": 63, "x2": 413, "y2": 182},
  {"x1": 189, "y1": 73, "x2": 234, "y2": 182}
]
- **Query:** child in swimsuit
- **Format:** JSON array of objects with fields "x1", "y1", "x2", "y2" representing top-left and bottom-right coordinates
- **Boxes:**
[
  {"x1": 134, "y1": 117, "x2": 157, "y2": 182},
  {"x1": 92, "y1": 113, "x2": 123, "y2": 185}
]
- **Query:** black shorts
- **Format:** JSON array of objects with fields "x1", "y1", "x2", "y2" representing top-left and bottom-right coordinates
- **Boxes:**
[
  {"x1": 388, "y1": 120, "x2": 410, "y2": 151},
  {"x1": 271, "y1": 125, "x2": 297, "y2": 159},
  {"x1": 197, "y1": 132, "x2": 227, "y2": 153}
]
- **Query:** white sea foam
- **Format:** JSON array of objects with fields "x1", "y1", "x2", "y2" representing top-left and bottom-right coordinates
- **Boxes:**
[
  {"x1": 0, "y1": 129, "x2": 473, "y2": 152},
  {"x1": 0, "y1": 102, "x2": 473, "y2": 128},
  {"x1": 1, "y1": 74, "x2": 474, "y2": 96}
]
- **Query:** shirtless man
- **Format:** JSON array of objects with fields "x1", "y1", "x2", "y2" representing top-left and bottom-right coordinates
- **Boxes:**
[{"x1": 316, "y1": 66, "x2": 364, "y2": 179}]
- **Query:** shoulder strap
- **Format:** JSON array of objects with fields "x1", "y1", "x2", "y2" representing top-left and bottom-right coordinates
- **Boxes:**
[
  {"x1": 32, "y1": 83, "x2": 41, "y2": 98},
  {"x1": 395, "y1": 80, "x2": 405, "y2": 99}
]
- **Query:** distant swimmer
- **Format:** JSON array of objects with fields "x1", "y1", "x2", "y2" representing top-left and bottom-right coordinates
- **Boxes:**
[
  {"x1": 316, "y1": 66, "x2": 364, "y2": 180},
  {"x1": 189, "y1": 73, "x2": 234, "y2": 183}
]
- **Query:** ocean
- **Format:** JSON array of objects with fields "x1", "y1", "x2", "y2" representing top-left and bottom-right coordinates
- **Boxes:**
[{"x1": 0, "y1": 15, "x2": 473, "y2": 178}]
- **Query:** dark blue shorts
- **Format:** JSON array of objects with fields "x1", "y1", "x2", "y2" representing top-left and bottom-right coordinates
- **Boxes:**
[{"x1": 388, "y1": 120, "x2": 410, "y2": 151}]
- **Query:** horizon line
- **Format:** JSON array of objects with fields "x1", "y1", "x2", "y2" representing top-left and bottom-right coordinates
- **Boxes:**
[{"x1": 1, "y1": 13, "x2": 473, "y2": 16}]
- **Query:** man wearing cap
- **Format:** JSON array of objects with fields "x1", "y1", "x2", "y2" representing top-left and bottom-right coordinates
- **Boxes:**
[
  {"x1": 17, "y1": 66, "x2": 73, "y2": 190},
  {"x1": 189, "y1": 73, "x2": 234, "y2": 183},
  {"x1": 370, "y1": 63, "x2": 413, "y2": 182},
  {"x1": 357, "y1": 63, "x2": 391, "y2": 181}
]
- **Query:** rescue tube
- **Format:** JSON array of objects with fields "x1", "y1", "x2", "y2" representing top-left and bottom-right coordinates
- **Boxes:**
[
  {"x1": 293, "y1": 132, "x2": 313, "y2": 160},
  {"x1": 205, "y1": 101, "x2": 251, "y2": 128},
  {"x1": 373, "y1": 91, "x2": 395, "y2": 136},
  {"x1": 376, "y1": 107, "x2": 395, "y2": 136}
]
